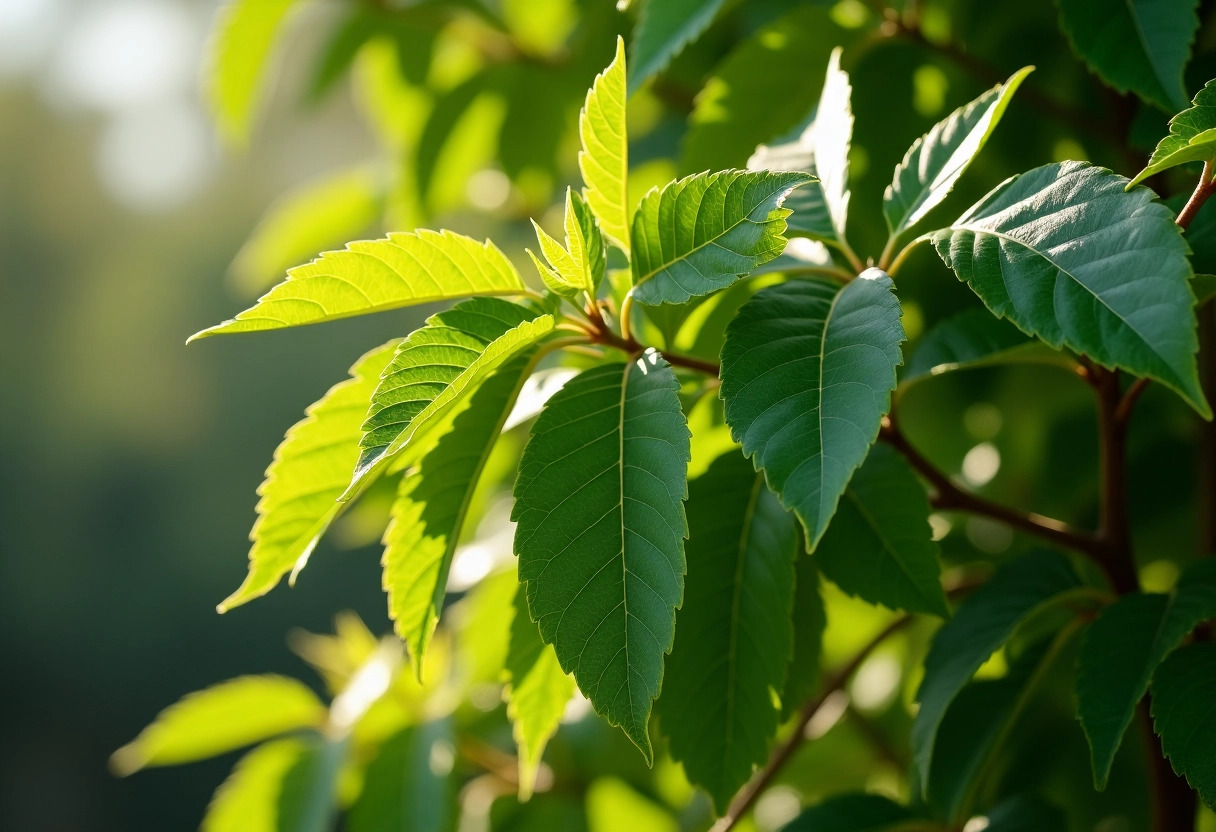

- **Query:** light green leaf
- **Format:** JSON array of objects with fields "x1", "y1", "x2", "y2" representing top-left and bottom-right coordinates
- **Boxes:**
[
  {"x1": 815, "y1": 445, "x2": 949, "y2": 617},
  {"x1": 932, "y1": 161, "x2": 1209, "y2": 417},
  {"x1": 202, "y1": 738, "x2": 309, "y2": 832},
  {"x1": 528, "y1": 189, "x2": 605, "y2": 299},
  {"x1": 218, "y1": 342, "x2": 397, "y2": 612},
  {"x1": 903, "y1": 308, "x2": 1047, "y2": 385},
  {"x1": 748, "y1": 117, "x2": 837, "y2": 244},
  {"x1": 348, "y1": 722, "x2": 456, "y2": 832},
  {"x1": 383, "y1": 352, "x2": 537, "y2": 677},
  {"x1": 1076, "y1": 559, "x2": 1216, "y2": 788},
  {"x1": 782, "y1": 551, "x2": 826, "y2": 720},
  {"x1": 657, "y1": 450, "x2": 798, "y2": 812},
  {"x1": 579, "y1": 36, "x2": 630, "y2": 255},
  {"x1": 1150, "y1": 641, "x2": 1216, "y2": 808},
  {"x1": 1130, "y1": 80, "x2": 1216, "y2": 186},
  {"x1": 512, "y1": 353, "x2": 690, "y2": 763},
  {"x1": 205, "y1": 0, "x2": 301, "y2": 146},
  {"x1": 720, "y1": 271, "x2": 904, "y2": 548},
  {"x1": 586, "y1": 777, "x2": 679, "y2": 832},
  {"x1": 351, "y1": 299, "x2": 555, "y2": 495},
  {"x1": 812, "y1": 48, "x2": 852, "y2": 242},
  {"x1": 190, "y1": 231, "x2": 526, "y2": 340},
  {"x1": 630, "y1": 170, "x2": 815, "y2": 306},
  {"x1": 628, "y1": 0, "x2": 728, "y2": 95},
  {"x1": 111, "y1": 676, "x2": 326, "y2": 774},
  {"x1": 883, "y1": 67, "x2": 1032, "y2": 238},
  {"x1": 1056, "y1": 0, "x2": 1198, "y2": 111},
  {"x1": 505, "y1": 585, "x2": 576, "y2": 800},
  {"x1": 911, "y1": 551, "x2": 1081, "y2": 791},
  {"x1": 779, "y1": 793, "x2": 917, "y2": 832},
  {"x1": 231, "y1": 165, "x2": 383, "y2": 294}
]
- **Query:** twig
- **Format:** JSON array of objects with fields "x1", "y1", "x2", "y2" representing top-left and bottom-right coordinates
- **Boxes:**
[
  {"x1": 1175, "y1": 161, "x2": 1216, "y2": 231},
  {"x1": 585, "y1": 301, "x2": 722, "y2": 376}
]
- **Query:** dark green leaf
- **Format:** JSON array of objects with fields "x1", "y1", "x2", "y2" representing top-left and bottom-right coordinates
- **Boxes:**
[
  {"x1": 982, "y1": 795, "x2": 1068, "y2": 831},
  {"x1": 348, "y1": 722, "x2": 456, "y2": 832},
  {"x1": 720, "y1": 272, "x2": 904, "y2": 547},
  {"x1": 932, "y1": 161, "x2": 1209, "y2": 417},
  {"x1": 782, "y1": 551, "x2": 826, "y2": 720},
  {"x1": 1130, "y1": 79, "x2": 1216, "y2": 186},
  {"x1": 512, "y1": 353, "x2": 690, "y2": 762},
  {"x1": 277, "y1": 735, "x2": 347, "y2": 832},
  {"x1": 628, "y1": 0, "x2": 728, "y2": 95},
  {"x1": 903, "y1": 308, "x2": 1056, "y2": 385},
  {"x1": 1150, "y1": 641, "x2": 1216, "y2": 809},
  {"x1": 779, "y1": 793, "x2": 916, "y2": 832}
]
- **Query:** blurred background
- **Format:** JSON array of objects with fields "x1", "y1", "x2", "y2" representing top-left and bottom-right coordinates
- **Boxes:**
[{"x1": 1, "y1": 0, "x2": 1213, "y2": 830}]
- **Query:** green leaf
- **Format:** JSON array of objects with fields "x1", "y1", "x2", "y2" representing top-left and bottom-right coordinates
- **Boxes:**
[
  {"x1": 1076, "y1": 558, "x2": 1216, "y2": 788},
  {"x1": 782, "y1": 551, "x2": 826, "y2": 720},
  {"x1": 812, "y1": 48, "x2": 852, "y2": 243},
  {"x1": 528, "y1": 189, "x2": 605, "y2": 299},
  {"x1": 348, "y1": 722, "x2": 456, "y2": 832},
  {"x1": 720, "y1": 272, "x2": 904, "y2": 547},
  {"x1": 982, "y1": 795, "x2": 1068, "y2": 832},
  {"x1": 814, "y1": 445, "x2": 949, "y2": 617},
  {"x1": 903, "y1": 308, "x2": 1044, "y2": 385},
  {"x1": 656, "y1": 450, "x2": 798, "y2": 812},
  {"x1": 883, "y1": 67, "x2": 1033, "y2": 238},
  {"x1": 205, "y1": 0, "x2": 302, "y2": 146},
  {"x1": 512, "y1": 353, "x2": 690, "y2": 763},
  {"x1": 932, "y1": 161, "x2": 1209, "y2": 417},
  {"x1": 383, "y1": 352, "x2": 537, "y2": 677},
  {"x1": 630, "y1": 170, "x2": 816, "y2": 306},
  {"x1": 1150, "y1": 641, "x2": 1216, "y2": 808},
  {"x1": 202, "y1": 738, "x2": 309, "y2": 832},
  {"x1": 277, "y1": 735, "x2": 347, "y2": 832},
  {"x1": 189, "y1": 231, "x2": 526, "y2": 340},
  {"x1": 779, "y1": 793, "x2": 916, "y2": 832},
  {"x1": 579, "y1": 36, "x2": 630, "y2": 255},
  {"x1": 586, "y1": 777, "x2": 679, "y2": 832},
  {"x1": 1056, "y1": 0, "x2": 1198, "y2": 111},
  {"x1": 505, "y1": 585, "x2": 576, "y2": 800},
  {"x1": 111, "y1": 676, "x2": 326, "y2": 774},
  {"x1": 748, "y1": 117, "x2": 837, "y2": 244},
  {"x1": 216, "y1": 342, "x2": 397, "y2": 612},
  {"x1": 628, "y1": 0, "x2": 728, "y2": 95},
  {"x1": 911, "y1": 551, "x2": 1081, "y2": 791},
  {"x1": 351, "y1": 299, "x2": 555, "y2": 495},
  {"x1": 1130, "y1": 79, "x2": 1216, "y2": 186},
  {"x1": 1194, "y1": 273, "x2": 1216, "y2": 305},
  {"x1": 231, "y1": 165, "x2": 383, "y2": 294}
]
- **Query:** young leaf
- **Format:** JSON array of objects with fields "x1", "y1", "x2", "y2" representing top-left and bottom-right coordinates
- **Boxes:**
[
  {"x1": 505, "y1": 585, "x2": 576, "y2": 800},
  {"x1": 189, "y1": 231, "x2": 526, "y2": 340},
  {"x1": 911, "y1": 551, "x2": 1081, "y2": 791},
  {"x1": 628, "y1": 0, "x2": 728, "y2": 95},
  {"x1": 720, "y1": 271, "x2": 904, "y2": 548},
  {"x1": 1150, "y1": 641, "x2": 1216, "y2": 808},
  {"x1": 630, "y1": 170, "x2": 815, "y2": 305},
  {"x1": 512, "y1": 353, "x2": 691, "y2": 763},
  {"x1": 748, "y1": 120, "x2": 837, "y2": 244},
  {"x1": 202, "y1": 738, "x2": 309, "y2": 832},
  {"x1": 111, "y1": 676, "x2": 326, "y2": 774},
  {"x1": 206, "y1": 0, "x2": 302, "y2": 146},
  {"x1": 1056, "y1": 0, "x2": 1198, "y2": 111},
  {"x1": 657, "y1": 450, "x2": 798, "y2": 812},
  {"x1": 218, "y1": 342, "x2": 397, "y2": 613},
  {"x1": 1130, "y1": 79, "x2": 1216, "y2": 186},
  {"x1": 814, "y1": 444, "x2": 949, "y2": 617},
  {"x1": 812, "y1": 48, "x2": 852, "y2": 243},
  {"x1": 351, "y1": 299, "x2": 555, "y2": 495},
  {"x1": 348, "y1": 722, "x2": 456, "y2": 832},
  {"x1": 779, "y1": 793, "x2": 917, "y2": 831},
  {"x1": 932, "y1": 161, "x2": 1209, "y2": 417},
  {"x1": 383, "y1": 352, "x2": 538, "y2": 677},
  {"x1": 903, "y1": 308, "x2": 1041, "y2": 385},
  {"x1": 528, "y1": 189, "x2": 606, "y2": 299},
  {"x1": 579, "y1": 37, "x2": 630, "y2": 254},
  {"x1": 883, "y1": 67, "x2": 1033, "y2": 238},
  {"x1": 782, "y1": 551, "x2": 826, "y2": 720},
  {"x1": 1076, "y1": 559, "x2": 1216, "y2": 788}
]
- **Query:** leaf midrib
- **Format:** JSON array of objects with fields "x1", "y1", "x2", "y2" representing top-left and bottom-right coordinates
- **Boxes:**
[{"x1": 617, "y1": 360, "x2": 635, "y2": 732}]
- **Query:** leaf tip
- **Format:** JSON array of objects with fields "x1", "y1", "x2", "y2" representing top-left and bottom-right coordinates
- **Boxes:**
[{"x1": 108, "y1": 743, "x2": 143, "y2": 777}]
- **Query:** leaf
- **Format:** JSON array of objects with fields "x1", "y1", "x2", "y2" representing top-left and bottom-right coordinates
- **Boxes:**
[
  {"x1": 276, "y1": 735, "x2": 347, "y2": 832},
  {"x1": 630, "y1": 169, "x2": 815, "y2": 306},
  {"x1": 383, "y1": 352, "x2": 537, "y2": 676},
  {"x1": 111, "y1": 676, "x2": 326, "y2": 774},
  {"x1": 903, "y1": 308, "x2": 1044, "y2": 385},
  {"x1": 720, "y1": 271, "x2": 904, "y2": 548},
  {"x1": 586, "y1": 777, "x2": 679, "y2": 832},
  {"x1": 351, "y1": 299, "x2": 555, "y2": 495},
  {"x1": 579, "y1": 36, "x2": 630, "y2": 255},
  {"x1": 512, "y1": 352, "x2": 690, "y2": 763},
  {"x1": 216, "y1": 343, "x2": 397, "y2": 612},
  {"x1": 883, "y1": 67, "x2": 1033, "y2": 238},
  {"x1": 529, "y1": 189, "x2": 605, "y2": 299},
  {"x1": 911, "y1": 551, "x2": 1081, "y2": 790},
  {"x1": 779, "y1": 793, "x2": 917, "y2": 832},
  {"x1": 1195, "y1": 273, "x2": 1216, "y2": 305},
  {"x1": 1076, "y1": 558, "x2": 1216, "y2": 788},
  {"x1": 505, "y1": 585, "x2": 576, "y2": 800},
  {"x1": 628, "y1": 0, "x2": 728, "y2": 95},
  {"x1": 190, "y1": 230, "x2": 526, "y2": 340},
  {"x1": 748, "y1": 119, "x2": 837, "y2": 244},
  {"x1": 205, "y1": 0, "x2": 301, "y2": 146},
  {"x1": 812, "y1": 48, "x2": 852, "y2": 242},
  {"x1": 202, "y1": 738, "x2": 309, "y2": 832},
  {"x1": 1055, "y1": 0, "x2": 1198, "y2": 111},
  {"x1": 1130, "y1": 79, "x2": 1216, "y2": 186},
  {"x1": 656, "y1": 450, "x2": 798, "y2": 812},
  {"x1": 231, "y1": 165, "x2": 383, "y2": 294},
  {"x1": 1150, "y1": 641, "x2": 1216, "y2": 808},
  {"x1": 348, "y1": 722, "x2": 456, "y2": 832},
  {"x1": 782, "y1": 551, "x2": 826, "y2": 720},
  {"x1": 814, "y1": 444, "x2": 949, "y2": 617},
  {"x1": 932, "y1": 161, "x2": 1209, "y2": 417},
  {"x1": 982, "y1": 795, "x2": 1068, "y2": 832}
]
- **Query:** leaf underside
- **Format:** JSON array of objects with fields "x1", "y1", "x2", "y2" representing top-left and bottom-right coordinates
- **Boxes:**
[{"x1": 628, "y1": 0, "x2": 728, "y2": 95}]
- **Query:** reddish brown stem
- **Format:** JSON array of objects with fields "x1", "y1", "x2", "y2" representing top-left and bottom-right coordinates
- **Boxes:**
[{"x1": 1175, "y1": 161, "x2": 1216, "y2": 231}]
